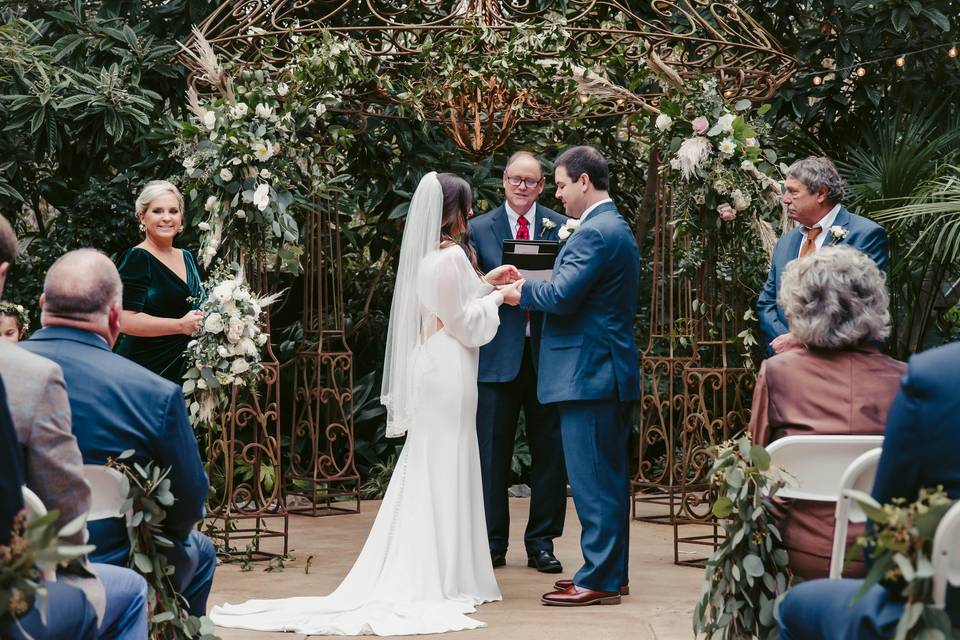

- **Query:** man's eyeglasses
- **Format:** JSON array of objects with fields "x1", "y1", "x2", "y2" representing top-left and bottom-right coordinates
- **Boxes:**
[{"x1": 506, "y1": 175, "x2": 544, "y2": 189}]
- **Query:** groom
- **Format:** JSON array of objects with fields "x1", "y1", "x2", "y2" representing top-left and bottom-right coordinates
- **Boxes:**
[{"x1": 502, "y1": 146, "x2": 640, "y2": 606}]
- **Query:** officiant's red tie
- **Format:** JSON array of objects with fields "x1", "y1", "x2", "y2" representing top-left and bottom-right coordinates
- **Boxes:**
[
  {"x1": 516, "y1": 215, "x2": 530, "y2": 241},
  {"x1": 800, "y1": 226, "x2": 821, "y2": 258},
  {"x1": 516, "y1": 216, "x2": 530, "y2": 325}
]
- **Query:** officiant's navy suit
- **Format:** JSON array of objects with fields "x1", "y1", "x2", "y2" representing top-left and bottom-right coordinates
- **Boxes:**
[
  {"x1": 469, "y1": 202, "x2": 569, "y2": 559},
  {"x1": 778, "y1": 341, "x2": 960, "y2": 638},
  {"x1": 22, "y1": 326, "x2": 214, "y2": 617},
  {"x1": 519, "y1": 200, "x2": 640, "y2": 593},
  {"x1": 757, "y1": 206, "x2": 888, "y2": 349}
]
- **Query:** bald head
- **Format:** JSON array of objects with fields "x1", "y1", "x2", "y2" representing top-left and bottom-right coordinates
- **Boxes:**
[{"x1": 43, "y1": 249, "x2": 122, "y2": 319}]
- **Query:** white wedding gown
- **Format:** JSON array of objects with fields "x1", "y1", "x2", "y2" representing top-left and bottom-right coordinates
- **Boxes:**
[{"x1": 211, "y1": 246, "x2": 504, "y2": 635}]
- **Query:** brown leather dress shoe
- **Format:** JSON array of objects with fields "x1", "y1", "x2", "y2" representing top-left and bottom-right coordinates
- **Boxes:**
[
  {"x1": 541, "y1": 585, "x2": 621, "y2": 606},
  {"x1": 553, "y1": 579, "x2": 629, "y2": 596}
]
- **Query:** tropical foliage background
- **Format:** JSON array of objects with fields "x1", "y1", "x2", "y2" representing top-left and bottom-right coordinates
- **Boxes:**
[{"x1": 1, "y1": 0, "x2": 957, "y2": 487}]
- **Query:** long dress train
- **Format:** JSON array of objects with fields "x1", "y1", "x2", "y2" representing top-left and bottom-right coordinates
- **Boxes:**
[{"x1": 210, "y1": 246, "x2": 503, "y2": 635}]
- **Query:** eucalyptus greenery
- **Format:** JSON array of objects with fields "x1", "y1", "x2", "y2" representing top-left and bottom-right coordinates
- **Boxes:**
[
  {"x1": 107, "y1": 450, "x2": 221, "y2": 640},
  {"x1": 847, "y1": 487, "x2": 959, "y2": 640},
  {"x1": 694, "y1": 437, "x2": 790, "y2": 640},
  {"x1": 0, "y1": 509, "x2": 94, "y2": 638}
]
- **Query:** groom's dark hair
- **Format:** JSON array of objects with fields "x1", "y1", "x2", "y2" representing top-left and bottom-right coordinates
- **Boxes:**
[{"x1": 555, "y1": 146, "x2": 609, "y2": 191}]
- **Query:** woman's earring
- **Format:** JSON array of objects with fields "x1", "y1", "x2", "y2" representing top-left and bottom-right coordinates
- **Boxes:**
[{"x1": 138, "y1": 222, "x2": 146, "y2": 233}]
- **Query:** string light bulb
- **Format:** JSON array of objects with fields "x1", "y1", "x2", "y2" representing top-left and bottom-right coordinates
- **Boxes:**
[
  {"x1": 578, "y1": 93, "x2": 590, "y2": 104},
  {"x1": 812, "y1": 76, "x2": 823, "y2": 85},
  {"x1": 949, "y1": 47, "x2": 958, "y2": 58},
  {"x1": 855, "y1": 67, "x2": 867, "y2": 77},
  {"x1": 895, "y1": 56, "x2": 906, "y2": 67},
  {"x1": 723, "y1": 89, "x2": 735, "y2": 98}
]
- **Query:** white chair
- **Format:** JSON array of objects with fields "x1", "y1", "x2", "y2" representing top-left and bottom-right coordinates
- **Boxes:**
[
  {"x1": 932, "y1": 501, "x2": 960, "y2": 609},
  {"x1": 828, "y1": 448, "x2": 883, "y2": 579},
  {"x1": 20, "y1": 486, "x2": 57, "y2": 582},
  {"x1": 83, "y1": 465, "x2": 128, "y2": 523},
  {"x1": 766, "y1": 435, "x2": 884, "y2": 501}
]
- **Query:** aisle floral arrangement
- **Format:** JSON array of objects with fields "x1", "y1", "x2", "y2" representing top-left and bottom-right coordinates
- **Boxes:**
[{"x1": 182, "y1": 265, "x2": 277, "y2": 429}]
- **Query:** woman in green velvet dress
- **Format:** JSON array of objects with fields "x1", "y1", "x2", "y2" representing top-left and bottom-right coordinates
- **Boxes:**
[{"x1": 115, "y1": 180, "x2": 205, "y2": 383}]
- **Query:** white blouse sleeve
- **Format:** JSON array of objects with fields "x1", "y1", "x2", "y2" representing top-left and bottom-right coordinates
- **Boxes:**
[{"x1": 418, "y1": 247, "x2": 503, "y2": 348}]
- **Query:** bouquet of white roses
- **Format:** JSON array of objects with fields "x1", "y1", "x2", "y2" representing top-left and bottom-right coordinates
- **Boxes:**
[{"x1": 182, "y1": 266, "x2": 279, "y2": 428}]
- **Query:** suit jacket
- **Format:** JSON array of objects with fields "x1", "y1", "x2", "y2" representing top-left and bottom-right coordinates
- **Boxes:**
[
  {"x1": 0, "y1": 377, "x2": 25, "y2": 546},
  {"x1": 757, "y1": 206, "x2": 889, "y2": 348},
  {"x1": 21, "y1": 326, "x2": 208, "y2": 564},
  {"x1": 748, "y1": 346, "x2": 906, "y2": 579},
  {"x1": 519, "y1": 201, "x2": 641, "y2": 404},
  {"x1": 469, "y1": 202, "x2": 568, "y2": 382},
  {"x1": 870, "y1": 341, "x2": 960, "y2": 621},
  {"x1": 0, "y1": 339, "x2": 104, "y2": 617}
]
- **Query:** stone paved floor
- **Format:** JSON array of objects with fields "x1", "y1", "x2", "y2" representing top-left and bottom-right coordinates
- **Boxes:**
[{"x1": 209, "y1": 499, "x2": 710, "y2": 639}]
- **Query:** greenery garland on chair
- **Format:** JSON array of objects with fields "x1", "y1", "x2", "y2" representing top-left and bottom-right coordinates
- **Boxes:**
[
  {"x1": 107, "y1": 450, "x2": 221, "y2": 640},
  {"x1": 694, "y1": 436, "x2": 791, "y2": 640},
  {"x1": 847, "y1": 487, "x2": 958, "y2": 640},
  {"x1": 0, "y1": 510, "x2": 94, "y2": 638}
]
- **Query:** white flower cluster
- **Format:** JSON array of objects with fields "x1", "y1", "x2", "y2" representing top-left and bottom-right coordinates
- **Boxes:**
[{"x1": 182, "y1": 269, "x2": 275, "y2": 428}]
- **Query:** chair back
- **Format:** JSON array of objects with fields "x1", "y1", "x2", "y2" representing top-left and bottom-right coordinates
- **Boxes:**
[
  {"x1": 20, "y1": 486, "x2": 57, "y2": 582},
  {"x1": 83, "y1": 465, "x2": 128, "y2": 522},
  {"x1": 766, "y1": 435, "x2": 884, "y2": 501},
  {"x1": 932, "y1": 502, "x2": 960, "y2": 609},
  {"x1": 828, "y1": 448, "x2": 882, "y2": 579}
]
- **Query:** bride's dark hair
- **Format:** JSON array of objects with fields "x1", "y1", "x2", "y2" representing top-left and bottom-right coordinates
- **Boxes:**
[{"x1": 436, "y1": 172, "x2": 481, "y2": 272}]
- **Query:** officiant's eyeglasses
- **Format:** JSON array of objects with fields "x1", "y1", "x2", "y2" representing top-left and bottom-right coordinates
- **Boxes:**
[{"x1": 506, "y1": 176, "x2": 544, "y2": 189}]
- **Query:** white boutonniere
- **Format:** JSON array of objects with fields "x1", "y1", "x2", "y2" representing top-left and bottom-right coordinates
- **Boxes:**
[
  {"x1": 829, "y1": 225, "x2": 847, "y2": 241},
  {"x1": 541, "y1": 217, "x2": 557, "y2": 231},
  {"x1": 557, "y1": 219, "x2": 581, "y2": 241}
]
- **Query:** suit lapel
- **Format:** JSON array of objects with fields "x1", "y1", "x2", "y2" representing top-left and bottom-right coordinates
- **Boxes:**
[
  {"x1": 827, "y1": 207, "x2": 851, "y2": 246},
  {"x1": 490, "y1": 206, "x2": 512, "y2": 251},
  {"x1": 783, "y1": 229, "x2": 804, "y2": 266}
]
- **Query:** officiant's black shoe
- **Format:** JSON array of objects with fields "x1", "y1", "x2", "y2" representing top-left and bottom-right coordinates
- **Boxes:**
[
  {"x1": 491, "y1": 551, "x2": 506, "y2": 568},
  {"x1": 527, "y1": 550, "x2": 562, "y2": 574},
  {"x1": 554, "y1": 579, "x2": 629, "y2": 596}
]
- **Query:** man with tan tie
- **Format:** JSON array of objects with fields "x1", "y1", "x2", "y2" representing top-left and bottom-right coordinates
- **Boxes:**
[{"x1": 757, "y1": 156, "x2": 889, "y2": 354}]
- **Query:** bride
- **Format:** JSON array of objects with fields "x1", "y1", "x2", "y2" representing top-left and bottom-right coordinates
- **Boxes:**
[{"x1": 210, "y1": 172, "x2": 523, "y2": 635}]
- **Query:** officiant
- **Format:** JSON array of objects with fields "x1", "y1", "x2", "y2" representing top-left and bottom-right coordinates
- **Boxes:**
[{"x1": 468, "y1": 151, "x2": 569, "y2": 573}]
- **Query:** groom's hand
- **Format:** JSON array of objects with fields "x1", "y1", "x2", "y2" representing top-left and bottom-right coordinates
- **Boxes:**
[
  {"x1": 500, "y1": 279, "x2": 524, "y2": 306},
  {"x1": 485, "y1": 264, "x2": 521, "y2": 286}
]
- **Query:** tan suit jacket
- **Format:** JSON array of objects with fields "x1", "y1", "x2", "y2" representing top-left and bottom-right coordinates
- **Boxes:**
[
  {"x1": 748, "y1": 346, "x2": 906, "y2": 579},
  {"x1": 0, "y1": 339, "x2": 105, "y2": 618}
]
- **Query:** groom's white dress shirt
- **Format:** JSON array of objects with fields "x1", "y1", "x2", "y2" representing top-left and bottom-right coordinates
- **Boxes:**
[{"x1": 579, "y1": 198, "x2": 613, "y2": 224}]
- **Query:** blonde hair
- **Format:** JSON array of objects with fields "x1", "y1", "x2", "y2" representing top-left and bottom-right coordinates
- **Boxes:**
[{"x1": 135, "y1": 180, "x2": 185, "y2": 219}]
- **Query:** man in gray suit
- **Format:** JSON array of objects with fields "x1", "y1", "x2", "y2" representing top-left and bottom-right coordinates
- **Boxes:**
[{"x1": 0, "y1": 215, "x2": 147, "y2": 639}]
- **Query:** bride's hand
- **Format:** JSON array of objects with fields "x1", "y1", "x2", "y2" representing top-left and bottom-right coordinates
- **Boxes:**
[
  {"x1": 499, "y1": 279, "x2": 524, "y2": 306},
  {"x1": 484, "y1": 264, "x2": 521, "y2": 286}
]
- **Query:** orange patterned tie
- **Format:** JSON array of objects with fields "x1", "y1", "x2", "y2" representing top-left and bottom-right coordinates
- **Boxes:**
[{"x1": 800, "y1": 226, "x2": 822, "y2": 258}]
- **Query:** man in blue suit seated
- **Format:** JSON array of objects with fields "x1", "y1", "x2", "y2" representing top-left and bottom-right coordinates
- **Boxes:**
[
  {"x1": 777, "y1": 340, "x2": 960, "y2": 639},
  {"x1": 502, "y1": 145, "x2": 640, "y2": 606},
  {"x1": 468, "y1": 151, "x2": 569, "y2": 574},
  {"x1": 0, "y1": 378, "x2": 99, "y2": 640},
  {"x1": 21, "y1": 249, "x2": 215, "y2": 618},
  {"x1": 758, "y1": 156, "x2": 888, "y2": 354}
]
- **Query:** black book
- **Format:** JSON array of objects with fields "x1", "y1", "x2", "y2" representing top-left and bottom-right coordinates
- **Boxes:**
[{"x1": 502, "y1": 239, "x2": 559, "y2": 281}]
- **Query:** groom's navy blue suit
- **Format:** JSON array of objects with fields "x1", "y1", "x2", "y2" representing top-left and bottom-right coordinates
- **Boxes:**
[
  {"x1": 757, "y1": 206, "x2": 888, "y2": 350},
  {"x1": 519, "y1": 200, "x2": 640, "y2": 593},
  {"x1": 469, "y1": 202, "x2": 569, "y2": 557}
]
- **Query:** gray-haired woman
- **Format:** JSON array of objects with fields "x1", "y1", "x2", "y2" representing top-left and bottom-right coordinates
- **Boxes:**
[{"x1": 748, "y1": 245, "x2": 906, "y2": 580}]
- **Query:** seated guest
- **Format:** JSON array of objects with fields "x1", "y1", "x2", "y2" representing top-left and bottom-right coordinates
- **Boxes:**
[
  {"x1": 0, "y1": 215, "x2": 147, "y2": 638},
  {"x1": 778, "y1": 340, "x2": 960, "y2": 639},
  {"x1": 749, "y1": 245, "x2": 906, "y2": 580},
  {"x1": 1, "y1": 378, "x2": 98, "y2": 640},
  {"x1": 21, "y1": 248, "x2": 214, "y2": 617}
]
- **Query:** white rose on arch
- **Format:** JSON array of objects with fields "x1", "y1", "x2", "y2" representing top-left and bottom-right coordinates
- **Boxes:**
[
  {"x1": 219, "y1": 168, "x2": 233, "y2": 182},
  {"x1": 255, "y1": 103, "x2": 273, "y2": 119},
  {"x1": 253, "y1": 183, "x2": 271, "y2": 211},
  {"x1": 716, "y1": 113, "x2": 736, "y2": 133},
  {"x1": 202, "y1": 111, "x2": 217, "y2": 130},
  {"x1": 229, "y1": 103, "x2": 248, "y2": 119},
  {"x1": 718, "y1": 137, "x2": 737, "y2": 155},
  {"x1": 655, "y1": 113, "x2": 673, "y2": 131},
  {"x1": 730, "y1": 189, "x2": 751, "y2": 211},
  {"x1": 252, "y1": 140, "x2": 274, "y2": 162}
]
